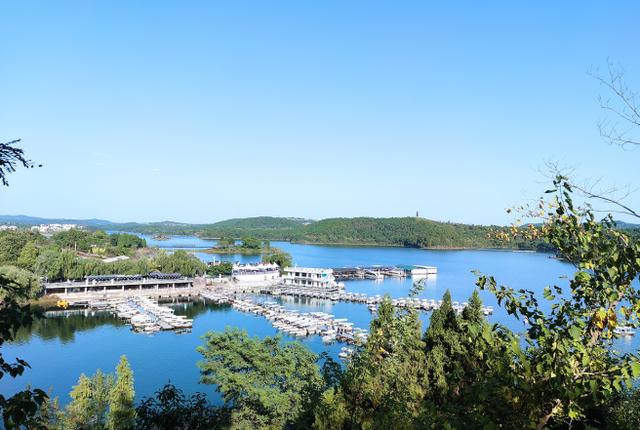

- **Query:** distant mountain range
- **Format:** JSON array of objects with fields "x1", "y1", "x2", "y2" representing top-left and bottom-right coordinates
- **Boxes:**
[{"x1": 2, "y1": 214, "x2": 637, "y2": 250}]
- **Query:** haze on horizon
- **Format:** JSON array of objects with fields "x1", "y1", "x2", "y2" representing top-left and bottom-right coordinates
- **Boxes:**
[{"x1": 1, "y1": 1, "x2": 639, "y2": 225}]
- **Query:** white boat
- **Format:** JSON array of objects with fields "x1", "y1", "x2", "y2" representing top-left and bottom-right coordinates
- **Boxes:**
[
  {"x1": 614, "y1": 326, "x2": 636, "y2": 336},
  {"x1": 338, "y1": 347, "x2": 354, "y2": 360}
]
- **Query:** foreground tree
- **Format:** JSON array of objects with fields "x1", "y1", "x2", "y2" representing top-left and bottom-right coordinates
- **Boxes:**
[
  {"x1": 0, "y1": 139, "x2": 47, "y2": 428},
  {"x1": 197, "y1": 328, "x2": 323, "y2": 429},
  {"x1": 476, "y1": 176, "x2": 640, "y2": 428},
  {"x1": 106, "y1": 356, "x2": 136, "y2": 430},
  {"x1": 134, "y1": 383, "x2": 230, "y2": 430},
  {"x1": 0, "y1": 275, "x2": 47, "y2": 429}
]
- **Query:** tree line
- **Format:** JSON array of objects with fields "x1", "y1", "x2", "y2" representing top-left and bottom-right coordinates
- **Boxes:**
[{"x1": 0, "y1": 228, "x2": 206, "y2": 293}]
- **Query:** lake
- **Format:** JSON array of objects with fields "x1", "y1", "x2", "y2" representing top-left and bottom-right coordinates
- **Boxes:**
[{"x1": 4, "y1": 236, "x2": 637, "y2": 405}]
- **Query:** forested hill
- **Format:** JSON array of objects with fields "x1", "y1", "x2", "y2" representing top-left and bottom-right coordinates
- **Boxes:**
[
  {"x1": 199, "y1": 216, "x2": 532, "y2": 249},
  {"x1": 0, "y1": 215, "x2": 553, "y2": 249},
  {"x1": 297, "y1": 217, "x2": 502, "y2": 248}
]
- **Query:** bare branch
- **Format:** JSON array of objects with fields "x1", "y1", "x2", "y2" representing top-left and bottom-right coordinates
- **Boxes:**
[{"x1": 589, "y1": 60, "x2": 640, "y2": 147}]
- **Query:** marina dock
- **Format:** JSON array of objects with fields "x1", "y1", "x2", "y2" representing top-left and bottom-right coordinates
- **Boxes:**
[
  {"x1": 262, "y1": 286, "x2": 494, "y2": 315},
  {"x1": 91, "y1": 295, "x2": 194, "y2": 333},
  {"x1": 331, "y1": 265, "x2": 437, "y2": 281},
  {"x1": 201, "y1": 291, "x2": 368, "y2": 345}
]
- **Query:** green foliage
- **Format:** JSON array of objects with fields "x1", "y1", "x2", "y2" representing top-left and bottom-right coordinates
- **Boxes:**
[
  {"x1": 107, "y1": 356, "x2": 136, "y2": 430},
  {"x1": 0, "y1": 230, "x2": 43, "y2": 264},
  {"x1": 52, "y1": 230, "x2": 145, "y2": 257},
  {"x1": 0, "y1": 265, "x2": 43, "y2": 301},
  {"x1": 198, "y1": 216, "x2": 543, "y2": 249},
  {"x1": 206, "y1": 262, "x2": 233, "y2": 277},
  {"x1": 240, "y1": 237, "x2": 261, "y2": 249},
  {"x1": 216, "y1": 237, "x2": 236, "y2": 248},
  {"x1": 474, "y1": 176, "x2": 640, "y2": 428},
  {"x1": 0, "y1": 274, "x2": 48, "y2": 429},
  {"x1": 337, "y1": 297, "x2": 427, "y2": 429},
  {"x1": 606, "y1": 387, "x2": 640, "y2": 429},
  {"x1": 60, "y1": 359, "x2": 135, "y2": 430},
  {"x1": 16, "y1": 241, "x2": 38, "y2": 271},
  {"x1": 134, "y1": 384, "x2": 230, "y2": 430},
  {"x1": 153, "y1": 250, "x2": 206, "y2": 277},
  {"x1": 262, "y1": 251, "x2": 292, "y2": 271},
  {"x1": 63, "y1": 371, "x2": 114, "y2": 430},
  {"x1": 197, "y1": 328, "x2": 323, "y2": 429}
]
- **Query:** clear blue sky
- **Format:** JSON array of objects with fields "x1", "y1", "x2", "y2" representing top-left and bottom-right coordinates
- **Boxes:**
[{"x1": 1, "y1": 1, "x2": 639, "y2": 225}]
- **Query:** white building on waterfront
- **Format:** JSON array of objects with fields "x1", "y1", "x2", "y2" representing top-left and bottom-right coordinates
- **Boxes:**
[
  {"x1": 282, "y1": 267, "x2": 343, "y2": 291},
  {"x1": 232, "y1": 262, "x2": 280, "y2": 282},
  {"x1": 410, "y1": 265, "x2": 438, "y2": 277}
]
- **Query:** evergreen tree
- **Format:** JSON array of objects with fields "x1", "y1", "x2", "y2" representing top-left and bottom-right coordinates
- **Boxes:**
[
  {"x1": 337, "y1": 296, "x2": 427, "y2": 429},
  {"x1": 461, "y1": 289, "x2": 484, "y2": 325},
  {"x1": 107, "y1": 356, "x2": 135, "y2": 430},
  {"x1": 93, "y1": 370, "x2": 114, "y2": 427},
  {"x1": 16, "y1": 241, "x2": 38, "y2": 271},
  {"x1": 64, "y1": 374, "x2": 95, "y2": 429}
]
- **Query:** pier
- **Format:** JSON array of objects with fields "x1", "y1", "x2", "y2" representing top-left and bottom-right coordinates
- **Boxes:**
[
  {"x1": 201, "y1": 291, "x2": 367, "y2": 346},
  {"x1": 262, "y1": 286, "x2": 494, "y2": 315},
  {"x1": 91, "y1": 295, "x2": 193, "y2": 333},
  {"x1": 331, "y1": 265, "x2": 437, "y2": 281}
]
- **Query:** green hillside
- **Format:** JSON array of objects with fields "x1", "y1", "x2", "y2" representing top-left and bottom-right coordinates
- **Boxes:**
[
  {"x1": 197, "y1": 216, "x2": 542, "y2": 250},
  {"x1": 297, "y1": 217, "x2": 502, "y2": 248}
]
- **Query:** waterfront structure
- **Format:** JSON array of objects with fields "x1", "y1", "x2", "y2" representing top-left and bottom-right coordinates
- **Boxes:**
[
  {"x1": 45, "y1": 274, "x2": 193, "y2": 295},
  {"x1": 410, "y1": 265, "x2": 438, "y2": 277},
  {"x1": 232, "y1": 262, "x2": 280, "y2": 282},
  {"x1": 282, "y1": 267, "x2": 343, "y2": 291}
]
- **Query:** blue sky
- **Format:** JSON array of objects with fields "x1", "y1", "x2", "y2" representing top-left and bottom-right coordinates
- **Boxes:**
[{"x1": 1, "y1": 1, "x2": 639, "y2": 225}]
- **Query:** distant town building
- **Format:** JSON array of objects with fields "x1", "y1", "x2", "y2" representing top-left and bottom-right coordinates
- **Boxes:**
[
  {"x1": 232, "y1": 262, "x2": 280, "y2": 282},
  {"x1": 282, "y1": 267, "x2": 343, "y2": 291},
  {"x1": 31, "y1": 224, "x2": 82, "y2": 234},
  {"x1": 0, "y1": 225, "x2": 18, "y2": 231}
]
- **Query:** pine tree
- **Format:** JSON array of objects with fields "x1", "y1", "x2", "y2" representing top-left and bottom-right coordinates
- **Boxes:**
[
  {"x1": 93, "y1": 369, "x2": 114, "y2": 426},
  {"x1": 106, "y1": 356, "x2": 135, "y2": 430},
  {"x1": 461, "y1": 289, "x2": 484, "y2": 325},
  {"x1": 64, "y1": 374, "x2": 95, "y2": 429}
]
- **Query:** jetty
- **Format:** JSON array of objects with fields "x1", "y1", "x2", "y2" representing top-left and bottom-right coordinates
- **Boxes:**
[
  {"x1": 332, "y1": 265, "x2": 437, "y2": 281},
  {"x1": 201, "y1": 291, "x2": 368, "y2": 345},
  {"x1": 91, "y1": 295, "x2": 193, "y2": 333},
  {"x1": 262, "y1": 286, "x2": 494, "y2": 315}
]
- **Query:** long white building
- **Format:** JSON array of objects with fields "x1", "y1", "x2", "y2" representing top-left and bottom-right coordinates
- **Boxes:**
[
  {"x1": 232, "y1": 263, "x2": 280, "y2": 282},
  {"x1": 282, "y1": 267, "x2": 343, "y2": 291}
]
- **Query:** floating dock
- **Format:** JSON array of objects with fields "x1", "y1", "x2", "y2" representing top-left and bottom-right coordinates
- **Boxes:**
[
  {"x1": 201, "y1": 291, "x2": 368, "y2": 345},
  {"x1": 331, "y1": 265, "x2": 437, "y2": 281},
  {"x1": 262, "y1": 286, "x2": 493, "y2": 315},
  {"x1": 92, "y1": 295, "x2": 193, "y2": 333}
]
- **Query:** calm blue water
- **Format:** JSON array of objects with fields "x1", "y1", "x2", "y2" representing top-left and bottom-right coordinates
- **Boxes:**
[{"x1": 4, "y1": 236, "x2": 637, "y2": 406}]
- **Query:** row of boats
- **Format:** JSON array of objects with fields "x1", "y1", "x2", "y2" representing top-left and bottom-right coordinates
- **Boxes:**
[
  {"x1": 268, "y1": 288, "x2": 494, "y2": 315},
  {"x1": 106, "y1": 296, "x2": 193, "y2": 333},
  {"x1": 202, "y1": 291, "x2": 368, "y2": 347}
]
